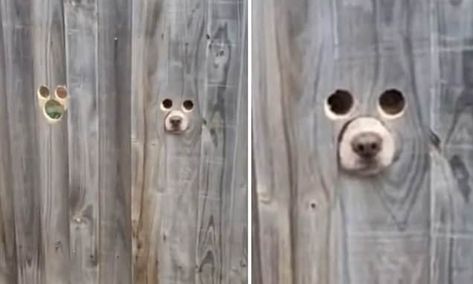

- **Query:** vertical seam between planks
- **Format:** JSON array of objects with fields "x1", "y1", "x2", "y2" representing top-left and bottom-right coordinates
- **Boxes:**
[{"x1": 95, "y1": 0, "x2": 101, "y2": 282}]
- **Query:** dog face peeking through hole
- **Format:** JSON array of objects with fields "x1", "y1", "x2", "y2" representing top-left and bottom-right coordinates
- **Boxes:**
[
  {"x1": 327, "y1": 89, "x2": 406, "y2": 176},
  {"x1": 161, "y1": 98, "x2": 194, "y2": 134}
]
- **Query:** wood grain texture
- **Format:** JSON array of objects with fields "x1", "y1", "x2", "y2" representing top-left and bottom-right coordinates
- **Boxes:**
[
  {"x1": 64, "y1": 0, "x2": 100, "y2": 282},
  {"x1": 131, "y1": 0, "x2": 247, "y2": 283},
  {"x1": 432, "y1": 0, "x2": 473, "y2": 283},
  {"x1": 33, "y1": 1, "x2": 70, "y2": 283},
  {"x1": 0, "y1": 0, "x2": 245, "y2": 282},
  {"x1": 252, "y1": 0, "x2": 470, "y2": 283},
  {"x1": 96, "y1": 0, "x2": 132, "y2": 282},
  {"x1": 0, "y1": 2, "x2": 17, "y2": 282},
  {"x1": 0, "y1": 1, "x2": 44, "y2": 282}
]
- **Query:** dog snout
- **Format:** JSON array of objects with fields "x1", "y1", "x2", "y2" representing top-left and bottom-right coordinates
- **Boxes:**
[
  {"x1": 169, "y1": 115, "x2": 182, "y2": 126},
  {"x1": 351, "y1": 132, "x2": 382, "y2": 159}
]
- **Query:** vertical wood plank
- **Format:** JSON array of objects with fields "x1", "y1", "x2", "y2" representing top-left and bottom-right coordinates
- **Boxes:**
[
  {"x1": 64, "y1": 0, "x2": 100, "y2": 282},
  {"x1": 252, "y1": 0, "x2": 294, "y2": 282},
  {"x1": 132, "y1": 0, "x2": 202, "y2": 282},
  {"x1": 96, "y1": 0, "x2": 132, "y2": 282},
  {"x1": 432, "y1": 0, "x2": 473, "y2": 283},
  {"x1": 0, "y1": 2, "x2": 17, "y2": 282},
  {"x1": 196, "y1": 0, "x2": 247, "y2": 283},
  {"x1": 0, "y1": 0, "x2": 43, "y2": 282},
  {"x1": 32, "y1": 0, "x2": 70, "y2": 283},
  {"x1": 132, "y1": 0, "x2": 246, "y2": 283}
]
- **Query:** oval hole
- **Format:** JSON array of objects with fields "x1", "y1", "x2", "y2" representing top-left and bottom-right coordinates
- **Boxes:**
[
  {"x1": 38, "y1": 85, "x2": 50, "y2": 98},
  {"x1": 44, "y1": 100, "x2": 65, "y2": 120},
  {"x1": 182, "y1": 100, "x2": 194, "y2": 112},
  {"x1": 379, "y1": 89, "x2": 406, "y2": 116},
  {"x1": 55, "y1": 86, "x2": 68, "y2": 99},
  {"x1": 326, "y1": 90, "x2": 354, "y2": 117},
  {"x1": 161, "y1": 98, "x2": 173, "y2": 110}
]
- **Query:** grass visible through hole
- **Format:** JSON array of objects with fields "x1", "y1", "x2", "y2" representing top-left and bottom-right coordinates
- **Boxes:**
[{"x1": 44, "y1": 100, "x2": 65, "y2": 120}]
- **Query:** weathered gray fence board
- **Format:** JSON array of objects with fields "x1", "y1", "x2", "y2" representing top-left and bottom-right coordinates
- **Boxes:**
[
  {"x1": 64, "y1": 0, "x2": 100, "y2": 282},
  {"x1": 96, "y1": 0, "x2": 132, "y2": 283},
  {"x1": 252, "y1": 0, "x2": 472, "y2": 284},
  {"x1": 197, "y1": 1, "x2": 246, "y2": 283},
  {"x1": 0, "y1": 1, "x2": 43, "y2": 282},
  {"x1": 33, "y1": 0, "x2": 70, "y2": 283},
  {"x1": 433, "y1": 1, "x2": 473, "y2": 283},
  {"x1": 131, "y1": 0, "x2": 247, "y2": 283},
  {"x1": 0, "y1": 3, "x2": 17, "y2": 282}
]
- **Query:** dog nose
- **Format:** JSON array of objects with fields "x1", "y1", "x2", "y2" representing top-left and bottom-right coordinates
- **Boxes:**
[
  {"x1": 169, "y1": 116, "x2": 182, "y2": 126},
  {"x1": 351, "y1": 132, "x2": 382, "y2": 158}
]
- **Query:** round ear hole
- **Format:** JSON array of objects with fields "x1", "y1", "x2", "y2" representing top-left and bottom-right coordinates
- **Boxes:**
[
  {"x1": 44, "y1": 100, "x2": 65, "y2": 120},
  {"x1": 326, "y1": 90, "x2": 354, "y2": 116},
  {"x1": 161, "y1": 98, "x2": 173, "y2": 110},
  {"x1": 38, "y1": 85, "x2": 49, "y2": 98},
  {"x1": 379, "y1": 89, "x2": 406, "y2": 116},
  {"x1": 182, "y1": 100, "x2": 194, "y2": 111},
  {"x1": 55, "y1": 86, "x2": 68, "y2": 99}
]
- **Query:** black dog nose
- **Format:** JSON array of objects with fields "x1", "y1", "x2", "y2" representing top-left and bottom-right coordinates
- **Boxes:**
[
  {"x1": 351, "y1": 132, "x2": 382, "y2": 158},
  {"x1": 169, "y1": 116, "x2": 182, "y2": 126}
]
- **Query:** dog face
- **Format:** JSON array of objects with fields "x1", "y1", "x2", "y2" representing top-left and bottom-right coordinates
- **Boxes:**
[
  {"x1": 326, "y1": 89, "x2": 406, "y2": 176},
  {"x1": 164, "y1": 110, "x2": 190, "y2": 133},
  {"x1": 161, "y1": 98, "x2": 195, "y2": 134},
  {"x1": 338, "y1": 117, "x2": 397, "y2": 175}
]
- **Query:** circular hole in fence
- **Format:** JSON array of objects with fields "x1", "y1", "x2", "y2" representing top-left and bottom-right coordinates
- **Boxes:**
[
  {"x1": 325, "y1": 90, "x2": 354, "y2": 117},
  {"x1": 378, "y1": 89, "x2": 406, "y2": 117},
  {"x1": 44, "y1": 100, "x2": 65, "y2": 121},
  {"x1": 182, "y1": 100, "x2": 194, "y2": 112},
  {"x1": 38, "y1": 85, "x2": 50, "y2": 98},
  {"x1": 55, "y1": 86, "x2": 68, "y2": 99},
  {"x1": 161, "y1": 98, "x2": 173, "y2": 110}
]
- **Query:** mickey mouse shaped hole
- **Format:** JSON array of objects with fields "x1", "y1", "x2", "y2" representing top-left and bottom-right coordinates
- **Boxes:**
[
  {"x1": 182, "y1": 99, "x2": 194, "y2": 112},
  {"x1": 161, "y1": 98, "x2": 173, "y2": 111},
  {"x1": 378, "y1": 89, "x2": 406, "y2": 118},
  {"x1": 44, "y1": 99, "x2": 65, "y2": 121},
  {"x1": 325, "y1": 89, "x2": 354, "y2": 119}
]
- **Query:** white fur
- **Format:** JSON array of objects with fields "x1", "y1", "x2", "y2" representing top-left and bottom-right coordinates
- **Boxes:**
[
  {"x1": 164, "y1": 110, "x2": 189, "y2": 134},
  {"x1": 338, "y1": 117, "x2": 396, "y2": 175}
]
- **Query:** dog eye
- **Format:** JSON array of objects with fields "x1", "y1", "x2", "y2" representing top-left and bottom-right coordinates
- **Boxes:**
[
  {"x1": 182, "y1": 100, "x2": 194, "y2": 112},
  {"x1": 161, "y1": 98, "x2": 173, "y2": 110},
  {"x1": 325, "y1": 90, "x2": 354, "y2": 117},
  {"x1": 378, "y1": 89, "x2": 405, "y2": 116}
]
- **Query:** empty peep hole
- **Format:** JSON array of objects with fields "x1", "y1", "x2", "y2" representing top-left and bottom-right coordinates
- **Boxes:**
[
  {"x1": 38, "y1": 85, "x2": 50, "y2": 98},
  {"x1": 55, "y1": 86, "x2": 68, "y2": 99},
  {"x1": 326, "y1": 90, "x2": 354, "y2": 117},
  {"x1": 182, "y1": 100, "x2": 194, "y2": 112},
  {"x1": 379, "y1": 89, "x2": 406, "y2": 116},
  {"x1": 161, "y1": 98, "x2": 173, "y2": 110},
  {"x1": 44, "y1": 100, "x2": 65, "y2": 120}
]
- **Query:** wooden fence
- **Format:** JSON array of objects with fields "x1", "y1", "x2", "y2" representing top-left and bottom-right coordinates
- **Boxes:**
[
  {"x1": 0, "y1": 0, "x2": 247, "y2": 283},
  {"x1": 253, "y1": 0, "x2": 473, "y2": 283}
]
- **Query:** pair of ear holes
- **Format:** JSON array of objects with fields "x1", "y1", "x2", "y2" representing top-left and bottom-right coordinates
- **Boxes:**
[
  {"x1": 161, "y1": 98, "x2": 194, "y2": 112},
  {"x1": 38, "y1": 85, "x2": 68, "y2": 122},
  {"x1": 325, "y1": 89, "x2": 406, "y2": 118}
]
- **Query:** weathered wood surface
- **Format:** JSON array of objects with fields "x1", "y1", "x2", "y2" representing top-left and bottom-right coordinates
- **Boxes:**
[
  {"x1": 0, "y1": 0, "x2": 246, "y2": 283},
  {"x1": 131, "y1": 0, "x2": 247, "y2": 283},
  {"x1": 253, "y1": 0, "x2": 473, "y2": 283}
]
